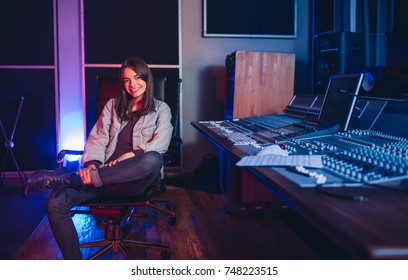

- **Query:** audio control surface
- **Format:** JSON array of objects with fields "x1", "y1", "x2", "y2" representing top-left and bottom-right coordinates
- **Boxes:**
[
  {"x1": 273, "y1": 129, "x2": 408, "y2": 187},
  {"x1": 199, "y1": 115, "x2": 340, "y2": 148},
  {"x1": 197, "y1": 97, "x2": 408, "y2": 188},
  {"x1": 198, "y1": 115, "x2": 408, "y2": 188}
]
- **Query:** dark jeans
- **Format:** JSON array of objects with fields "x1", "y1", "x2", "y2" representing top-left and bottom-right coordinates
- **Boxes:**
[{"x1": 45, "y1": 151, "x2": 163, "y2": 260}]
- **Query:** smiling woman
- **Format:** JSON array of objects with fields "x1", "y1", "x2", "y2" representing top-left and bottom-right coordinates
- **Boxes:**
[
  {"x1": 115, "y1": 57, "x2": 158, "y2": 120},
  {"x1": 122, "y1": 68, "x2": 147, "y2": 103}
]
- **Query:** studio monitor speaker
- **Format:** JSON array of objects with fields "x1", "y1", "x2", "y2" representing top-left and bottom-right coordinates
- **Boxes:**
[
  {"x1": 356, "y1": 66, "x2": 404, "y2": 98},
  {"x1": 314, "y1": 31, "x2": 364, "y2": 95}
]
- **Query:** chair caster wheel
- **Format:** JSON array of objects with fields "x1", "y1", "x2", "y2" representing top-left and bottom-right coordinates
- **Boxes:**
[
  {"x1": 160, "y1": 250, "x2": 171, "y2": 260},
  {"x1": 167, "y1": 216, "x2": 176, "y2": 225}
]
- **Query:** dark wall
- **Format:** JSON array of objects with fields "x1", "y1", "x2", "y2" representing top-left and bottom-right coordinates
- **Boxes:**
[
  {"x1": 0, "y1": 0, "x2": 54, "y2": 65},
  {"x1": 0, "y1": 0, "x2": 56, "y2": 171},
  {"x1": 204, "y1": 0, "x2": 296, "y2": 37},
  {"x1": 84, "y1": 0, "x2": 179, "y2": 64},
  {"x1": 82, "y1": 0, "x2": 181, "y2": 136}
]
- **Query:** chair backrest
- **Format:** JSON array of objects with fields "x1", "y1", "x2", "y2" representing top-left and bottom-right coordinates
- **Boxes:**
[
  {"x1": 95, "y1": 76, "x2": 120, "y2": 120},
  {"x1": 164, "y1": 79, "x2": 182, "y2": 138}
]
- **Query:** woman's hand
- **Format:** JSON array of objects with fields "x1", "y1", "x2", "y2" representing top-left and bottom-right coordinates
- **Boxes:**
[
  {"x1": 104, "y1": 152, "x2": 135, "y2": 167},
  {"x1": 76, "y1": 164, "x2": 97, "y2": 185}
]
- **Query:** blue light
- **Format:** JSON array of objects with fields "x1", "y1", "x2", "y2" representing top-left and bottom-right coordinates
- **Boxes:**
[
  {"x1": 60, "y1": 111, "x2": 85, "y2": 150},
  {"x1": 63, "y1": 154, "x2": 82, "y2": 172},
  {"x1": 57, "y1": 0, "x2": 84, "y2": 155}
]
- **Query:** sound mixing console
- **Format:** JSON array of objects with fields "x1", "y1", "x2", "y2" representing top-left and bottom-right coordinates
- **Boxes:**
[
  {"x1": 274, "y1": 129, "x2": 408, "y2": 187},
  {"x1": 201, "y1": 115, "x2": 339, "y2": 147},
  {"x1": 198, "y1": 92, "x2": 408, "y2": 188},
  {"x1": 192, "y1": 73, "x2": 408, "y2": 259}
]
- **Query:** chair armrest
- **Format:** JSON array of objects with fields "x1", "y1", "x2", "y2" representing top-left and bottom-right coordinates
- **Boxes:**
[
  {"x1": 57, "y1": 149, "x2": 84, "y2": 165},
  {"x1": 163, "y1": 137, "x2": 182, "y2": 166}
]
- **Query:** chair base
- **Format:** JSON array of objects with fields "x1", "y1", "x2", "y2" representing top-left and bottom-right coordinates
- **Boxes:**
[
  {"x1": 81, "y1": 238, "x2": 171, "y2": 260},
  {"x1": 80, "y1": 219, "x2": 171, "y2": 260},
  {"x1": 148, "y1": 199, "x2": 177, "y2": 225}
]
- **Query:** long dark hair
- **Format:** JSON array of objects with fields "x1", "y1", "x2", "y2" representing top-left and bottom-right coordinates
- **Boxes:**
[{"x1": 116, "y1": 57, "x2": 156, "y2": 120}]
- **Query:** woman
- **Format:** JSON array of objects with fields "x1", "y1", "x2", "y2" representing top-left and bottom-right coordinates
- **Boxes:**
[{"x1": 27, "y1": 57, "x2": 173, "y2": 259}]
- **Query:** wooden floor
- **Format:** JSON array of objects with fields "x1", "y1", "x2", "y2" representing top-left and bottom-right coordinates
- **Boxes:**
[{"x1": 13, "y1": 185, "x2": 341, "y2": 260}]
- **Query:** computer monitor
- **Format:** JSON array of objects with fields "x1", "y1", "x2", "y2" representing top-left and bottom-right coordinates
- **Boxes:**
[{"x1": 318, "y1": 73, "x2": 364, "y2": 131}]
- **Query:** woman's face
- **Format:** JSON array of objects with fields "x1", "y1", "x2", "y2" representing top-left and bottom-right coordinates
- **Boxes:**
[{"x1": 122, "y1": 66, "x2": 147, "y2": 101}]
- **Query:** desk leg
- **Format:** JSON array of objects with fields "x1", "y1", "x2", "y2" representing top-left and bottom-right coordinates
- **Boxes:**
[
  {"x1": 220, "y1": 151, "x2": 242, "y2": 212},
  {"x1": 220, "y1": 151, "x2": 284, "y2": 213}
]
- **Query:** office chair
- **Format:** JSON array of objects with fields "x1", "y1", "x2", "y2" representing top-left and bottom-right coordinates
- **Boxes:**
[
  {"x1": 108, "y1": 76, "x2": 179, "y2": 215},
  {"x1": 69, "y1": 175, "x2": 171, "y2": 260},
  {"x1": 56, "y1": 75, "x2": 181, "y2": 259}
]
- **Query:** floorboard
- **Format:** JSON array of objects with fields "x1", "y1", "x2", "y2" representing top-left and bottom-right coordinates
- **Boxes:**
[{"x1": 14, "y1": 186, "x2": 344, "y2": 260}]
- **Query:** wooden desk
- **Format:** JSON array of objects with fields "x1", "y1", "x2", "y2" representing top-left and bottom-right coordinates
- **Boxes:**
[{"x1": 192, "y1": 121, "x2": 408, "y2": 259}]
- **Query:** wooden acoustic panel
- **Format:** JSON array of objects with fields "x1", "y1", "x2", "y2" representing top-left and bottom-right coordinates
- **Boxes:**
[{"x1": 232, "y1": 51, "x2": 295, "y2": 119}]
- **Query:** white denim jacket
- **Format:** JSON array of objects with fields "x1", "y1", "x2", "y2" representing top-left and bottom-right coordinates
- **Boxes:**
[{"x1": 81, "y1": 98, "x2": 173, "y2": 165}]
